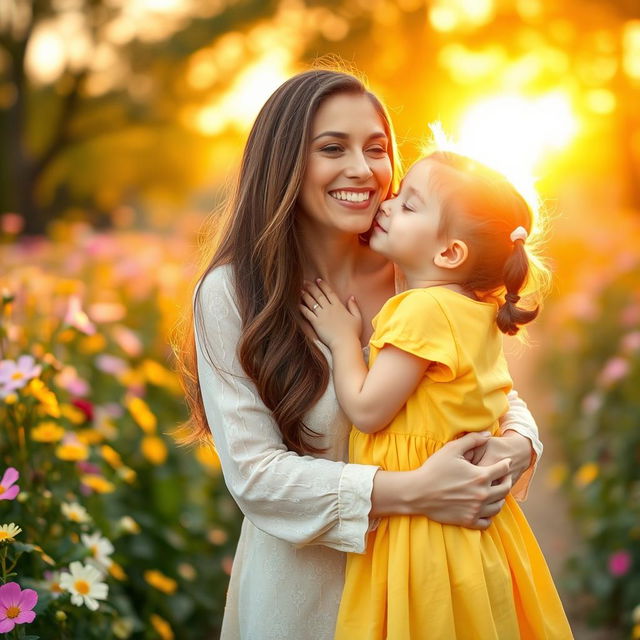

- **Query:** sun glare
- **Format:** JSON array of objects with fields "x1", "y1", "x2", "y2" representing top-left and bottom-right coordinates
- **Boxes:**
[{"x1": 429, "y1": 91, "x2": 578, "y2": 210}]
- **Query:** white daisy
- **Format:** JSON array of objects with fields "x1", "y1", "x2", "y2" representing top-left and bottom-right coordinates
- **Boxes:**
[
  {"x1": 0, "y1": 523, "x2": 21, "y2": 542},
  {"x1": 80, "y1": 532, "x2": 114, "y2": 572},
  {"x1": 60, "y1": 561, "x2": 108, "y2": 610},
  {"x1": 61, "y1": 502, "x2": 91, "y2": 523}
]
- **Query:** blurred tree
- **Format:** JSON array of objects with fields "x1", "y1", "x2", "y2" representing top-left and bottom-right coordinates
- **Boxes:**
[{"x1": 0, "y1": 0, "x2": 280, "y2": 235}]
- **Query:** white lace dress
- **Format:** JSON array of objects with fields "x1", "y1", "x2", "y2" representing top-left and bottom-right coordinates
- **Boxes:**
[{"x1": 195, "y1": 265, "x2": 542, "y2": 640}]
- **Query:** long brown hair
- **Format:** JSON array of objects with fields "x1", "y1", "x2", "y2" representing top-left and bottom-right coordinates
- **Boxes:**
[
  {"x1": 174, "y1": 69, "x2": 398, "y2": 453},
  {"x1": 425, "y1": 151, "x2": 550, "y2": 335}
]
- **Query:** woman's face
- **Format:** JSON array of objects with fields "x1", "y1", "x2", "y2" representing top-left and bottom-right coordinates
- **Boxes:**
[{"x1": 298, "y1": 93, "x2": 393, "y2": 236}]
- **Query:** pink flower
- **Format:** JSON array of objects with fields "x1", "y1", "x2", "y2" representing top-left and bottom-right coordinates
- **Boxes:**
[
  {"x1": 64, "y1": 295, "x2": 96, "y2": 335},
  {"x1": 621, "y1": 331, "x2": 640, "y2": 354},
  {"x1": 0, "y1": 213, "x2": 24, "y2": 235},
  {"x1": 598, "y1": 357, "x2": 630, "y2": 387},
  {"x1": 55, "y1": 366, "x2": 90, "y2": 397},
  {"x1": 0, "y1": 468, "x2": 19, "y2": 501},
  {"x1": 0, "y1": 582, "x2": 37, "y2": 633},
  {"x1": 111, "y1": 326, "x2": 143, "y2": 357},
  {"x1": 95, "y1": 354, "x2": 128, "y2": 376},
  {"x1": 608, "y1": 550, "x2": 632, "y2": 577},
  {"x1": 581, "y1": 392, "x2": 603, "y2": 415},
  {"x1": 0, "y1": 355, "x2": 42, "y2": 393}
]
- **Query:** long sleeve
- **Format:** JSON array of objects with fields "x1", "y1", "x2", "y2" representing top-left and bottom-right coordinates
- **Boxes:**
[
  {"x1": 194, "y1": 265, "x2": 379, "y2": 553},
  {"x1": 499, "y1": 390, "x2": 543, "y2": 501}
]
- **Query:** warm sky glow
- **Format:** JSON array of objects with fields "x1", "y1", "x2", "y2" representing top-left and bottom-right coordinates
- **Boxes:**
[
  {"x1": 190, "y1": 51, "x2": 295, "y2": 135},
  {"x1": 430, "y1": 92, "x2": 578, "y2": 210}
]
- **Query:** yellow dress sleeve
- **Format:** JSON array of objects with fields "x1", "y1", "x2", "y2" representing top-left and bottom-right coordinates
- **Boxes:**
[{"x1": 369, "y1": 289, "x2": 458, "y2": 382}]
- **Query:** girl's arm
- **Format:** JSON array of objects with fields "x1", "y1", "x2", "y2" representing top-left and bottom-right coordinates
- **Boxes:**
[
  {"x1": 301, "y1": 280, "x2": 429, "y2": 432},
  {"x1": 199, "y1": 269, "x2": 513, "y2": 554}
]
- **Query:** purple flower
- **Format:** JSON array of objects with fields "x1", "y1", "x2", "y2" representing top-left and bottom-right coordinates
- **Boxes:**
[
  {"x1": 0, "y1": 468, "x2": 19, "y2": 501},
  {"x1": 608, "y1": 550, "x2": 632, "y2": 577},
  {"x1": 0, "y1": 355, "x2": 42, "y2": 394},
  {"x1": 0, "y1": 582, "x2": 38, "y2": 632}
]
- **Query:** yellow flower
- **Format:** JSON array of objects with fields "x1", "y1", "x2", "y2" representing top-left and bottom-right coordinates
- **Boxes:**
[
  {"x1": 80, "y1": 333, "x2": 107, "y2": 354},
  {"x1": 54, "y1": 278, "x2": 82, "y2": 295},
  {"x1": 32, "y1": 422, "x2": 66, "y2": 443},
  {"x1": 144, "y1": 570, "x2": 177, "y2": 595},
  {"x1": 55, "y1": 441, "x2": 89, "y2": 461},
  {"x1": 150, "y1": 614, "x2": 174, "y2": 640},
  {"x1": 118, "y1": 466, "x2": 137, "y2": 484},
  {"x1": 57, "y1": 328, "x2": 76, "y2": 343},
  {"x1": 101, "y1": 445, "x2": 123, "y2": 468},
  {"x1": 141, "y1": 360, "x2": 181, "y2": 394},
  {"x1": 60, "y1": 403, "x2": 87, "y2": 424},
  {"x1": 546, "y1": 463, "x2": 568, "y2": 489},
  {"x1": 126, "y1": 396, "x2": 157, "y2": 434},
  {"x1": 633, "y1": 623, "x2": 640, "y2": 640},
  {"x1": 81, "y1": 474, "x2": 115, "y2": 494},
  {"x1": 0, "y1": 523, "x2": 21, "y2": 542},
  {"x1": 195, "y1": 444, "x2": 221, "y2": 473},
  {"x1": 119, "y1": 516, "x2": 140, "y2": 534},
  {"x1": 3, "y1": 393, "x2": 17, "y2": 405},
  {"x1": 141, "y1": 436, "x2": 168, "y2": 465},
  {"x1": 76, "y1": 429, "x2": 104, "y2": 445},
  {"x1": 32, "y1": 544, "x2": 55, "y2": 565},
  {"x1": 108, "y1": 562, "x2": 127, "y2": 581},
  {"x1": 574, "y1": 462, "x2": 599, "y2": 487},
  {"x1": 27, "y1": 379, "x2": 60, "y2": 417}
]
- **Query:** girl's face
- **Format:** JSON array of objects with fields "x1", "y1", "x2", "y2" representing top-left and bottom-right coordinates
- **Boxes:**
[
  {"x1": 369, "y1": 159, "x2": 444, "y2": 273},
  {"x1": 298, "y1": 93, "x2": 393, "y2": 236}
]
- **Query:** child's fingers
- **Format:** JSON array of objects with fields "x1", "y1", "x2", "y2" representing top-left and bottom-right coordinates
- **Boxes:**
[
  {"x1": 304, "y1": 280, "x2": 330, "y2": 306},
  {"x1": 299, "y1": 305, "x2": 318, "y2": 323},
  {"x1": 315, "y1": 278, "x2": 336, "y2": 303},
  {"x1": 346, "y1": 296, "x2": 362, "y2": 319},
  {"x1": 301, "y1": 290, "x2": 321, "y2": 311}
]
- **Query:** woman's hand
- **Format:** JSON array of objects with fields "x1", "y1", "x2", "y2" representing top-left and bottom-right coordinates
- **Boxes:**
[
  {"x1": 300, "y1": 279, "x2": 362, "y2": 349},
  {"x1": 474, "y1": 429, "x2": 533, "y2": 486},
  {"x1": 371, "y1": 432, "x2": 512, "y2": 529}
]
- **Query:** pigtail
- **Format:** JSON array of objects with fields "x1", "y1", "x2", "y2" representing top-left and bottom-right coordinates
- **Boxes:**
[{"x1": 496, "y1": 237, "x2": 539, "y2": 335}]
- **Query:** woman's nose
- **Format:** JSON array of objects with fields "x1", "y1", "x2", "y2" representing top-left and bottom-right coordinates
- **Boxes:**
[{"x1": 345, "y1": 152, "x2": 373, "y2": 179}]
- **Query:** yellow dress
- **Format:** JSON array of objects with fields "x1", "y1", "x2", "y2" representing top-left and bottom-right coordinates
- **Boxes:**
[{"x1": 334, "y1": 287, "x2": 573, "y2": 640}]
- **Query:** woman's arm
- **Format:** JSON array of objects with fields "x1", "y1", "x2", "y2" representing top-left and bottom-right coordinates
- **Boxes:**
[
  {"x1": 491, "y1": 390, "x2": 542, "y2": 500},
  {"x1": 199, "y1": 267, "x2": 513, "y2": 552},
  {"x1": 196, "y1": 266, "x2": 377, "y2": 553}
]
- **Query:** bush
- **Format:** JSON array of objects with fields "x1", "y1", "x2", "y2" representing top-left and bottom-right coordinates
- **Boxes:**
[
  {"x1": 542, "y1": 260, "x2": 640, "y2": 637},
  {"x1": 0, "y1": 222, "x2": 241, "y2": 639}
]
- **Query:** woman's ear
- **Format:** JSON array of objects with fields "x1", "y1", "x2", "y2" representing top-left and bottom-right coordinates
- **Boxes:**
[{"x1": 433, "y1": 239, "x2": 469, "y2": 270}]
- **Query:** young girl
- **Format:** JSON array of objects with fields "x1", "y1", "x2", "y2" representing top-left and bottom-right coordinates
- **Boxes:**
[{"x1": 301, "y1": 151, "x2": 573, "y2": 639}]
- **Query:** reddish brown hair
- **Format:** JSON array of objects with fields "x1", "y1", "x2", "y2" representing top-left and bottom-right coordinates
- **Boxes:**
[
  {"x1": 174, "y1": 69, "x2": 398, "y2": 453},
  {"x1": 425, "y1": 151, "x2": 550, "y2": 335}
]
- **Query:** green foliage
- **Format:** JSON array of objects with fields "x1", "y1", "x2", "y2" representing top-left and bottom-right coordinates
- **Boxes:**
[
  {"x1": 0, "y1": 225, "x2": 240, "y2": 639},
  {"x1": 542, "y1": 263, "x2": 640, "y2": 636}
]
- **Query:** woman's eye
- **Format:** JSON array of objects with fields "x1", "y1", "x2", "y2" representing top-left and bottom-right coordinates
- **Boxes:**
[{"x1": 367, "y1": 146, "x2": 387, "y2": 156}]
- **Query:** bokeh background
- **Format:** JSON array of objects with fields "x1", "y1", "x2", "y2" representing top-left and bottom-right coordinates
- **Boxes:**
[{"x1": 1, "y1": 0, "x2": 639, "y2": 638}]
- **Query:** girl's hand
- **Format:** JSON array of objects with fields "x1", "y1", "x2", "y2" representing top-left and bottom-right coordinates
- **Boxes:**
[
  {"x1": 473, "y1": 430, "x2": 533, "y2": 486},
  {"x1": 300, "y1": 279, "x2": 362, "y2": 349}
]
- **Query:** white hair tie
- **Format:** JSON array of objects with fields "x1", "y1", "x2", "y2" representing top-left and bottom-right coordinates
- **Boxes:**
[{"x1": 510, "y1": 226, "x2": 528, "y2": 243}]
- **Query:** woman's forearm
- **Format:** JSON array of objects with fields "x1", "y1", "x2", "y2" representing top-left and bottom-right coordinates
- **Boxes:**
[{"x1": 369, "y1": 432, "x2": 514, "y2": 529}]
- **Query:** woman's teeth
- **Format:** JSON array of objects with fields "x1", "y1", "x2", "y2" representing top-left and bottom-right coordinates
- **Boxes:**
[{"x1": 329, "y1": 190, "x2": 371, "y2": 203}]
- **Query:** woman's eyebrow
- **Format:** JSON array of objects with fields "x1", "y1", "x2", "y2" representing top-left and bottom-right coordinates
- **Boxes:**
[{"x1": 311, "y1": 131, "x2": 388, "y2": 142}]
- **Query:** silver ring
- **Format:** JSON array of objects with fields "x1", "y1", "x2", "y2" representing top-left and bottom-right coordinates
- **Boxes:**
[{"x1": 312, "y1": 303, "x2": 319, "y2": 311}]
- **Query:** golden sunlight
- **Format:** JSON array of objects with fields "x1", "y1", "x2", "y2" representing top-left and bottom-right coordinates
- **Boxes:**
[
  {"x1": 190, "y1": 51, "x2": 295, "y2": 135},
  {"x1": 430, "y1": 91, "x2": 578, "y2": 209}
]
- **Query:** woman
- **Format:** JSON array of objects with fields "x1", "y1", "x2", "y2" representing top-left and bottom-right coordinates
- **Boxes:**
[{"x1": 180, "y1": 69, "x2": 543, "y2": 639}]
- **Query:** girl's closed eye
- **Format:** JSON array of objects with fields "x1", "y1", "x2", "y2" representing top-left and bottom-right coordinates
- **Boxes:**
[{"x1": 401, "y1": 202, "x2": 415, "y2": 212}]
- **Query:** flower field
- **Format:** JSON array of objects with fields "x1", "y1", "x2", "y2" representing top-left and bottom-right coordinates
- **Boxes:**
[{"x1": 0, "y1": 221, "x2": 240, "y2": 639}]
